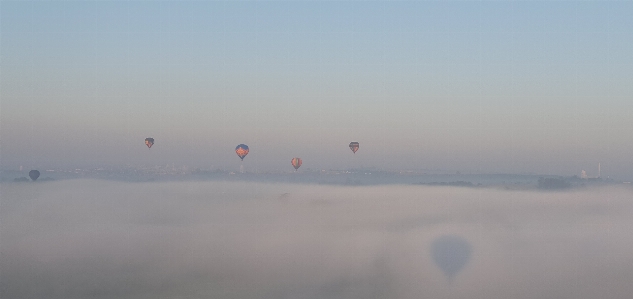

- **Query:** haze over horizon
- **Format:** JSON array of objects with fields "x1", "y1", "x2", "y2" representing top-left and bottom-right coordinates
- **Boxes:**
[{"x1": 1, "y1": 1, "x2": 632, "y2": 178}]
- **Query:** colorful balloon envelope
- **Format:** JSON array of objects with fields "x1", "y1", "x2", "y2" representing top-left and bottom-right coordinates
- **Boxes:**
[
  {"x1": 291, "y1": 157, "x2": 302, "y2": 170},
  {"x1": 145, "y1": 138, "x2": 154, "y2": 149},
  {"x1": 349, "y1": 142, "x2": 359, "y2": 154},
  {"x1": 29, "y1": 170, "x2": 40, "y2": 181},
  {"x1": 235, "y1": 144, "x2": 249, "y2": 160}
]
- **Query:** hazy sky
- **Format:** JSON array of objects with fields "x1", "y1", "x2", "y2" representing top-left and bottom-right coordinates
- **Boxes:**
[
  {"x1": 1, "y1": 1, "x2": 632, "y2": 177},
  {"x1": 2, "y1": 180, "x2": 633, "y2": 298}
]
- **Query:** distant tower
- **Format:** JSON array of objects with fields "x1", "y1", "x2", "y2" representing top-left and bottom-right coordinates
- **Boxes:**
[
  {"x1": 581, "y1": 170, "x2": 588, "y2": 179},
  {"x1": 598, "y1": 163, "x2": 601, "y2": 178}
]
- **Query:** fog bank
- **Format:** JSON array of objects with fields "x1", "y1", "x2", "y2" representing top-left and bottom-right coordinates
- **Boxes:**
[{"x1": 2, "y1": 180, "x2": 632, "y2": 299}]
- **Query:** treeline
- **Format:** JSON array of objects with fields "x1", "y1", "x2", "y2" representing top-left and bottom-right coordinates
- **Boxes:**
[
  {"x1": 537, "y1": 177, "x2": 571, "y2": 190},
  {"x1": 417, "y1": 181, "x2": 477, "y2": 187}
]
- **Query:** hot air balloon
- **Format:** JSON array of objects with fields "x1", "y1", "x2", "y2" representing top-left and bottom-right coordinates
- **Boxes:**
[
  {"x1": 431, "y1": 235, "x2": 472, "y2": 282},
  {"x1": 291, "y1": 158, "x2": 302, "y2": 170},
  {"x1": 349, "y1": 142, "x2": 359, "y2": 154},
  {"x1": 29, "y1": 170, "x2": 40, "y2": 181},
  {"x1": 145, "y1": 138, "x2": 154, "y2": 149},
  {"x1": 235, "y1": 144, "x2": 249, "y2": 161}
]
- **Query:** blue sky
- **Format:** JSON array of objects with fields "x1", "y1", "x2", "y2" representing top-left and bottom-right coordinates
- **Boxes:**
[{"x1": 1, "y1": 1, "x2": 632, "y2": 178}]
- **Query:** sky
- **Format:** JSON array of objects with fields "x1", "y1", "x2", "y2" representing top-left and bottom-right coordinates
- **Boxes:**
[
  {"x1": 2, "y1": 180, "x2": 633, "y2": 298},
  {"x1": 1, "y1": 0, "x2": 632, "y2": 178}
]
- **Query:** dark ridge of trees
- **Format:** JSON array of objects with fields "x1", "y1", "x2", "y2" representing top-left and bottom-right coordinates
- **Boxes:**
[
  {"x1": 538, "y1": 177, "x2": 571, "y2": 190},
  {"x1": 417, "y1": 181, "x2": 476, "y2": 187}
]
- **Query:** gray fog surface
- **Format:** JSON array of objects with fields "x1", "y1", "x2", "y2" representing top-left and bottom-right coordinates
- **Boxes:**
[{"x1": 2, "y1": 180, "x2": 632, "y2": 298}]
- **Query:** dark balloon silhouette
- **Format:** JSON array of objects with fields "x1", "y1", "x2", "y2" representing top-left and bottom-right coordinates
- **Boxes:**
[
  {"x1": 291, "y1": 157, "x2": 302, "y2": 170},
  {"x1": 235, "y1": 144, "x2": 249, "y2": 161},
  {"x1": 431, "y1": 235, "x2": 472, "y2": 282},
  {"x1": 349, "y1": 142, "x2": 359, "y2": 154},
  {"x1": 145, "y1": 138, "x2": 154, "y2": 149},
  {"x1": 29, "y1": 170, "x2": 40, "y2": 181}
]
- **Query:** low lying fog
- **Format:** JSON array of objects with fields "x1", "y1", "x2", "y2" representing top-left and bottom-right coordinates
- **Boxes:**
[{"x1": 2, "y1": 180, "x2": 632, "y2": 299}]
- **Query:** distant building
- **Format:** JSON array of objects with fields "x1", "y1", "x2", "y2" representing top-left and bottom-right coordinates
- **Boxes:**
[{"x1": 581, "y1": 170, "x2": 588, "y2": 179}]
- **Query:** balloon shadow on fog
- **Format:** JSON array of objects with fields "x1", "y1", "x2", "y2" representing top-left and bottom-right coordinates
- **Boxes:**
[{"x1": 431, "y1": 235, "x2": 472, "y2": 283}]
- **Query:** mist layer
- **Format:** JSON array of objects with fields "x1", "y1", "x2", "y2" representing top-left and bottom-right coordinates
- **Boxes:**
[{"x1": 1, "y1": 180, "x2": 632, "y2": 299}]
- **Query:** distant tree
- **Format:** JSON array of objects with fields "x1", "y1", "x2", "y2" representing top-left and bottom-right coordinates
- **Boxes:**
[{"x1": 538, "y1": 177, "x2": 571, "y2": 190}]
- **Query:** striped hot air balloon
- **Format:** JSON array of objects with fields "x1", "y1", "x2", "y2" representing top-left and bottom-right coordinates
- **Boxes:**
[
  {"x1": 235, "y1": 144, "x2": 249, "y2": 160},
  {"x1": 291, "y1": 157, "x2": 302, "y2": 170},
  {"x1": 145, "y1": 138, "x2": 154, "y2": 149},
  {"x1": 349, "y1": 142, "x2": 359, "y2": 154}
]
